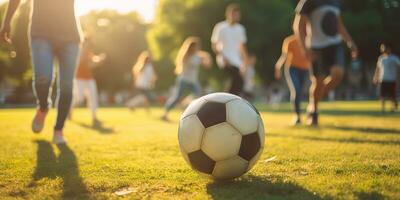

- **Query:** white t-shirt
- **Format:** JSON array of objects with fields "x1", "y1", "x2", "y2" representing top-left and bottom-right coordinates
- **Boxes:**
[
  {"x1": 180, "y1": 55, "x2": 202, "y2": 84},
  {"x1": 135, "y1": 64, "x2": 155, "y2": 90},
  {"x1": 377, "y1": 54, "x2": 400, "y2": 82},
  {"x1": 296, "y1": 0, "x2": 343, "y2": 48},
  {"x1": 211, "y1": 21, "x2": 247, "y2": 68}
]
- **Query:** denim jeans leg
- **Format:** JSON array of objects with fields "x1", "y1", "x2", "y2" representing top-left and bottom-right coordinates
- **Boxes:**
[
  {"x1": 54, "y1": 42, "x2": 81, "y2": 130},
  {"x1": 30, "y1": 38, "x2": 55, "y2": 111}
]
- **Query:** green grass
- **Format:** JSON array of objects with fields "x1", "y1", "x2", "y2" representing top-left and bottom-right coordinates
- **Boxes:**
[{"x1": 0, "y1": 101, "x2": 399, "y2": 199}]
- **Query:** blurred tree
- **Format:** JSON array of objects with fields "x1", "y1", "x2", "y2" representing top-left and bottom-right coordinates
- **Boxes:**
[{"x1": 81, "y1": 10, "x2": 148, "y2": 97}]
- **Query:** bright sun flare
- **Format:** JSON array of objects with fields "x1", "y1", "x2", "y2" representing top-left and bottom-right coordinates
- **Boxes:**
[
  {"x1": 76, "y1": 0, "x2": 157, "y2": 22},
  {"x1": 0, "y1": 0, "x2": 157, "y2": 22}
]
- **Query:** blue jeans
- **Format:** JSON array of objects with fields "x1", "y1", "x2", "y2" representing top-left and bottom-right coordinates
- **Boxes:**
[
  {"x1": 286, "y1": 67, "x2": 309, "y2": 115},
  {"x1": 31, "y1": 38, "x2": 81, "y2": 130},
  {"x1": 165, "y1": 78, "x2": 201, "y2": 112}
]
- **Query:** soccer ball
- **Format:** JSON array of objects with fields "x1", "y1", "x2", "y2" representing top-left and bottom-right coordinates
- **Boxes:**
[{"x1": 178, "y1": 93, "x2": 265, "y2": 180}]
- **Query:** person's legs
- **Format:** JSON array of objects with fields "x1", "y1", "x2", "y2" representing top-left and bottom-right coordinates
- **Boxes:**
[
  {"x1": 69, "y1": 79, "x2": 86, "y2": 120},
  {"x1": 286, "y1": 67, "x2": 303, "y2": 123},
  {"x1": 163, "y1": 79, "x2": 189, "y2": 119},
  {"x1": 321, "y1": 66, "x2": 344, "y2": 99},
  {"x1": 307, "y1": 75, "x2": 324, "y2": 125},
  {"x1": 87, "y1": 79, "x2": 100, "y2": 121},
  {"x1": 54, "y1": 42, "x2": 80, "y2": 143},
  {"x1": 225, "y1": 66, "x2": 244, "y2": 95},
  {"x1": 30, "y1": 38, "x2": 55, "y2": 133},
  {"x1": 191, "y1": 82, "x2": 202, "y2": 98}
]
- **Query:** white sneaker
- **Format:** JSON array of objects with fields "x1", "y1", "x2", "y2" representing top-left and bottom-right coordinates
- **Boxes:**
[{"x1": 53, "y1": 130, "x2": 66, "y2": 144}]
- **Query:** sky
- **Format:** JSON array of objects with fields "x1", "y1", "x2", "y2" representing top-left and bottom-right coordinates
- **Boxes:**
[{"x1": 0, "y1": 0, "x2": 158, "y2": 22}]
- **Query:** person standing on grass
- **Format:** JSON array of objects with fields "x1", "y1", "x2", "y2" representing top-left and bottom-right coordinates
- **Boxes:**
[
  {"x1": 373, "y1": 42, "x2": 400, "y2": 113},
  {"x1": 161, "y1": 37, "x2": 212, "y2": 121},
  {"x1": 70, "y1": 37, "x2": 106, "y2": 127},
  {"x1": 126, "y1": 51, "x2": 158, "y2": 111},
  {"x1": 0, "y1": 0, "x2": 82, "y2": 144},
  {"x1": 293, "y1": 0, "x2": 358, "y2": 126},
  {"x1": 275, "y1": 35, "x2": 311, "y2": 125},
  {"x1": 211, "y1": 3, "x2": 249, "y2": 96}
]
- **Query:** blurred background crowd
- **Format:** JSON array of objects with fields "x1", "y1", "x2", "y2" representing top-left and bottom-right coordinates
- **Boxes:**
[{"x1": 0, "y1": 0, "x2": 399, "y2": 106}]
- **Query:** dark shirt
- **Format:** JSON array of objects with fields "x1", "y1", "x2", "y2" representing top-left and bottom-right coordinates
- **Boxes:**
[{"x1": 30, "y1": 0, "x2": 82, "y2": 43}]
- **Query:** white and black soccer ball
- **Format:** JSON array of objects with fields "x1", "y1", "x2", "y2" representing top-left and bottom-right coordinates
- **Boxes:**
[{"x1": 178, "y1": 93, "x2": 265, "y2": 180}]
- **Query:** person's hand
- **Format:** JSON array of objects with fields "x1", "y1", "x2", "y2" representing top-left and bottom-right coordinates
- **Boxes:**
[
  {"x1": 0, "y1": 23, "x2": 12, "y2": 44},
  {"x1": 274, "y1": 67, "x2": 282, "y2": 80},
  {"x1": 373, "y1": 76, "x2": 379, "y2": 85},
  {"x1": 350, "y1": 45, "x2": 359, "y2": 60}
]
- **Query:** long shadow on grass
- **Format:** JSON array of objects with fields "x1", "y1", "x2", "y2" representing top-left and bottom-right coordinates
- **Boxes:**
[
  {"x1": 75, "y1": 121, "x2": 115, "y2": 134},
  {"x1": 30, "y1": 140, "x2": 91, "y2": 199},
  {"x1": 325, "y1": 125, "x2": 400, "y2": 135},
  {"x1": 269, "y1": 133, "x2": 400, "y2": 146},
  {"x1": 207, "y1": 175, "x2": 325, "y2": 200},
  {"x1": 256, "y1": 106, "x2": 399, "y2": 117}
]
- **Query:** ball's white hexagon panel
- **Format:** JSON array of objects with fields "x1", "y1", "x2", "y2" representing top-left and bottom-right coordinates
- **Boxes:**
[
  {"x1": 203, "y1": 93, "x2": 240, "y2": 104},
  {"x1": 247, "y1": 146, "x2": 263, "y2": 171},
  {"x1": 179, "y1": 115, "x2": 205, "y2": 153},
  {"x1": 201, "y1": 122, "x2": 242, "y2": 161},
  {"x1": 258, "y1": 117, "x2": 266, "y2": 147},
  {"x1": 181, "y1": 97, "x2": 207, "y2": 120},
  {"x1": 212, "y1": 156, "x2": 249, "y2": 180},
  {"x1": 226, "y1": 99, "x2": 259, "y2": 135}
]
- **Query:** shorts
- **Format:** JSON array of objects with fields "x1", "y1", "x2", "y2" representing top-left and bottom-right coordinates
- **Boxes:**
[
  {"x1": 380, "y1": 82, "x2": 397, "y2": 99},
  {"x1": 136, "y1": 88, "x2": 156, "y2": 103},
  {"x1": 311, "y1": 43, "x2": 345, "y2": 77}
]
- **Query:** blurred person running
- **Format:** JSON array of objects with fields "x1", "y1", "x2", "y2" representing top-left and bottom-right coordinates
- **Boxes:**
[
  {"x1": 0, "y1": 0, "x2": 82, "y2": 144},
  {"x1": 161, "y1": 37, "x2": 212, "y2": 121},
  {"x1": 275, "y1": 35, "x2": 311, "y2": 125},
  {"x1": 126, "y1": 51, "x2": 158, "y2": 111},
  {"x1": 211, "y1": 3, "x2": 249, "y2": 95},
  {"x1": 70, "y1": 36, "x2": 106, "y2": 127},
  {"x1": 373, "y1": 42, "x2": 400, "y2": 113},
  {"x1": 293, "y1": 0, "x2": 358, "y2": 126}
]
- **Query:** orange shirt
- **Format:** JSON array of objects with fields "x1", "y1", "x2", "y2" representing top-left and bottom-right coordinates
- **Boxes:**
[
  {"x1": 282, "y1": 36, "x2": 311, "y2": 70},
  {"x1": 76, "y1": 47, "x2": 94, "y2": 80}
]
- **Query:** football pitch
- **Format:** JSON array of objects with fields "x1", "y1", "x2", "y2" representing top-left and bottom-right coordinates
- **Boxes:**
[{"x1": 0, "y1": 101, "x2": 399, "y2": 199}]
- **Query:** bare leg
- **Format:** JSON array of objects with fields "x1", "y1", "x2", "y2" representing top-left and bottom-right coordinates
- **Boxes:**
[{"x1": 321, "y1": 66, "x2": 344, "y2": 100}]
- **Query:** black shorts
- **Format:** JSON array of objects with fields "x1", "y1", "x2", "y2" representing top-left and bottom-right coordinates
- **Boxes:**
[
  {"x1": 311, "y1": 43, "x2": 345, "y2": 77},
  {"x1": 380, "y1": 82, "x2": 397, "y2": 99}
]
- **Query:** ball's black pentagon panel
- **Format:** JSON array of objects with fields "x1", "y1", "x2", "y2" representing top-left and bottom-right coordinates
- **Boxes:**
[
  {"x1": 239, "y1": 132, "x2": 261, "y2": 161},
  {"x1": 188, "y1": 150, "x2": 216, "y2": 174},
  {"x1": 197, "y1": 101, "x2": 226, "y2": 128}
]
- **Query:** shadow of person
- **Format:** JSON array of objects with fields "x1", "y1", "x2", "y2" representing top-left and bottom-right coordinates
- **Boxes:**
[
  {"x1": 206, "y1": 175, "x2": 325, "y2": 200},
  {"x1": 57, "y1": 144, "x2": 90, "y2": 199},
  {"x1": 30, "y1": 140, "x2": 90, "y2": 199},
  {"x1": 325, "y1": 125, "x2": 400, "y2": 135},
  {"x1": 32, "y1": 140, "x2": 58, "y2": 181},
  {"x1": 75, "y1": 121, "x2": 114, "y2": 134}
]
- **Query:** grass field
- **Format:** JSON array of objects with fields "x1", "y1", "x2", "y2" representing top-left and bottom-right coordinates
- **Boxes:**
[{"x1": 0, "y1": 101, "x2": 399, "y2": 200}]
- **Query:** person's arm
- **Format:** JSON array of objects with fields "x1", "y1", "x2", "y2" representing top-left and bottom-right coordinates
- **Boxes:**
[
  {"x1": 240, "y1": 43, "x2": 249, "y2": 70},
  {"x1": 0, "y1": 0, "x2": 21, "y2": 43},
  {"x1": 274, "y1": 53, "x2": 287, "y2": 80},
  {"x1": 338, "y1": 17, "x2": 358, "y2": 59},
  {"x1": 293, "y1": 14, "x2": 313, "y2": 61},
  {"x1": 373, "y1": 61, "x2": 381, "y2": 85},
  {"x1": 198, "y1": 51, "x2": 212, "y2": 69}
]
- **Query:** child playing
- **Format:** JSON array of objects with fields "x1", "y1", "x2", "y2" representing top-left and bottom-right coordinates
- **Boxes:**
[
  {"x1": 161, "y1": 37, "x2": 212, "y2": 121},
  {"x1": 126, "y1": 51, "x2": 158, "y2": 110},
  {"x1": 374, "y1": 42, "x2": 400, "y2": 113}
]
